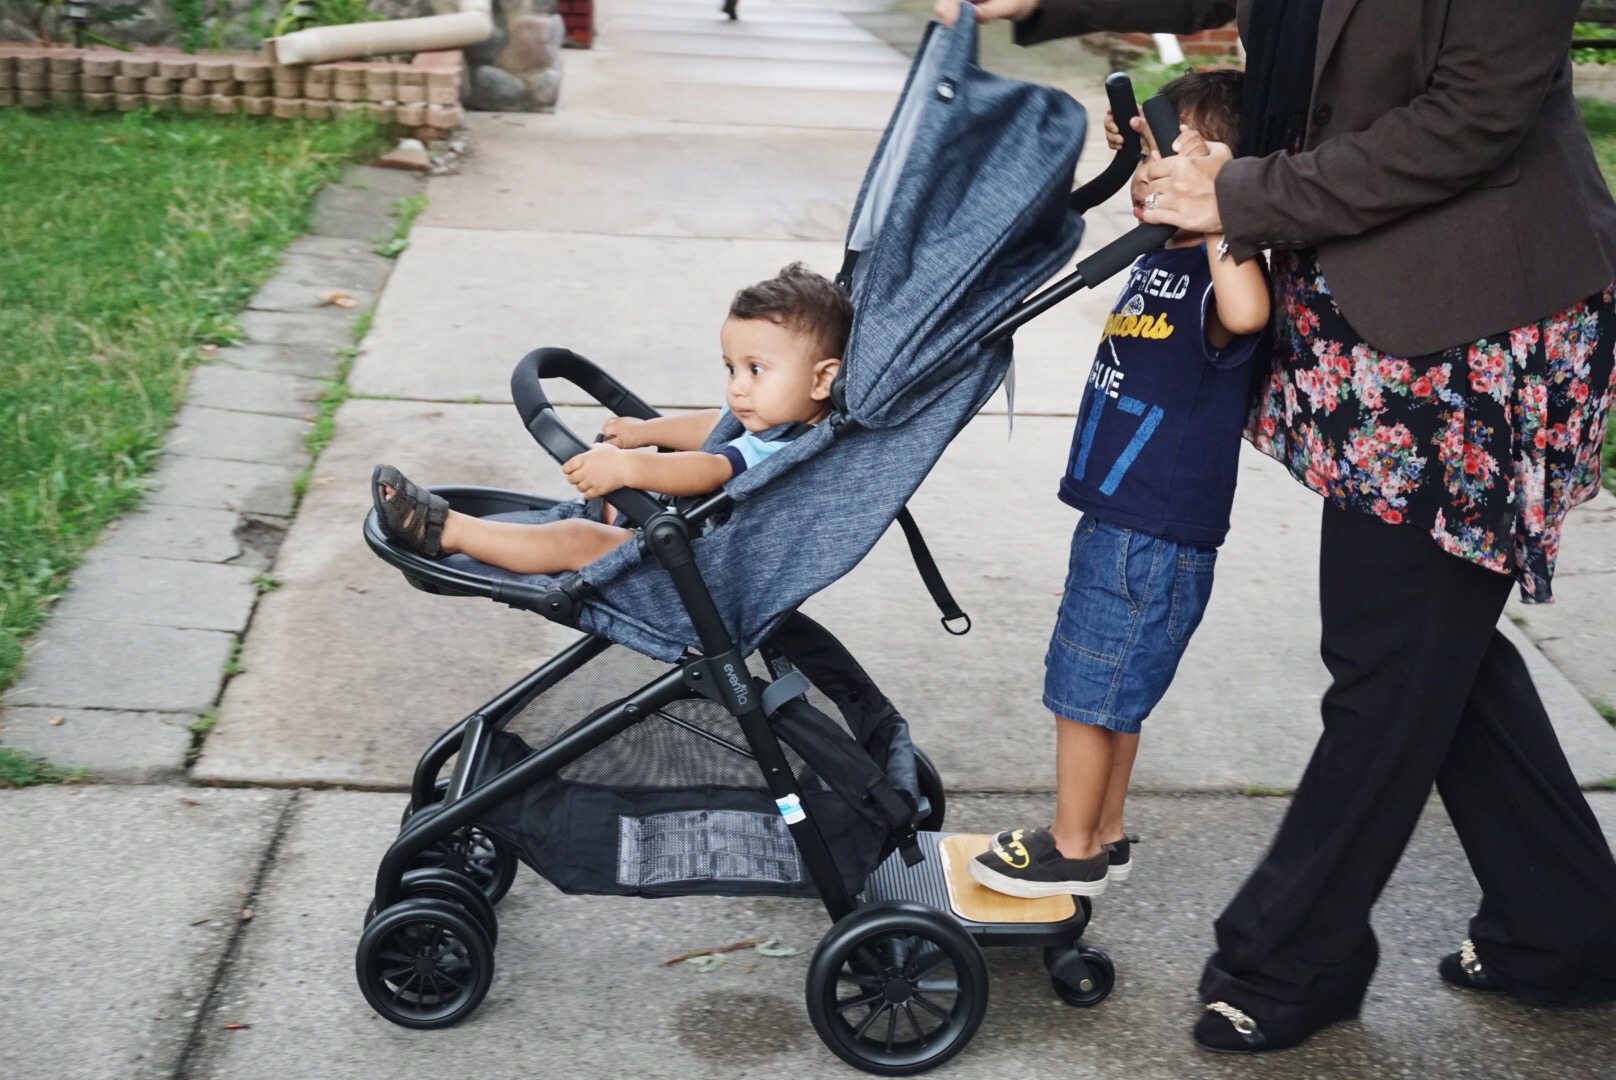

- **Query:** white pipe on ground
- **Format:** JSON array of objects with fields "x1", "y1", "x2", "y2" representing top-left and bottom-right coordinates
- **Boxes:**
[{"x1": 270, "y1": 0, "x2": 492, "y2": 66}]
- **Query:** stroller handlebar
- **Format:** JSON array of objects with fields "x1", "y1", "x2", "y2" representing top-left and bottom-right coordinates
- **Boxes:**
[
  {"x1": 1067, "y1": 72, "x2": 1144, "y2": 215},
  {"x1": 510, "y1": 348, "x2": 668, "y2": 527},
  {"x1": 979, "y1": 91, "x2": 1184, "y2": 348}
]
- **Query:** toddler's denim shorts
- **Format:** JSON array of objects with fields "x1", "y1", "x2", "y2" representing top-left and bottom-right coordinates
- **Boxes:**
[{"x1": 1044, "y1": 515, "x2": 1218, "y2": 734}]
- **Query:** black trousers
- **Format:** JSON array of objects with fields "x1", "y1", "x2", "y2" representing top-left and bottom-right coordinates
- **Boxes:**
[{"x1": 1201, "y1": 502, "x2": 1616, "y2": 1012}]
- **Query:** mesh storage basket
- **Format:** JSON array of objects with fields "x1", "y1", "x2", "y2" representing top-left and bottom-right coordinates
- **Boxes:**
[{"x1": 469, "y1": 615, "x2": 921, "y2": 899}]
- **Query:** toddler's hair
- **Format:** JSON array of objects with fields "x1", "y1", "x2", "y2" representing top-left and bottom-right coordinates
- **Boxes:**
[
  {"x1": 729, "y1": 263, "x2": 854, "y2": 360},
  {"x1": 1159, "y1": 68, "x2": 1244, "y2": 150}
]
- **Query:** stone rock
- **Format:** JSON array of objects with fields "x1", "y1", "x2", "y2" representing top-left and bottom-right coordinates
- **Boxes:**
[
  {"x1": 502, "y1": 14, "x2": 562, "y2": 73},
  {"x1": 525, "y1": 65, "x2": 561, "y2": 111},
  {"x1": 372, "y1": 139, "x2": 433, "y2": 174},
  {"x1": 467, "y1": 63, "x2": 528, "y2": 111},
  {"x1": 464, "y1": 23, "x2": 509, "y2": 67}
]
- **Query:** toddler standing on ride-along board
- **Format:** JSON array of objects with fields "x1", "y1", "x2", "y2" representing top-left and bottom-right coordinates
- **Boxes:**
[{"x1": 971, "y1": 71, "x2": 1273, "y2": 899}]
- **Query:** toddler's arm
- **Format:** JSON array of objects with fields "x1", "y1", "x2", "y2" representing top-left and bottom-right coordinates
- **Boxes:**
[
  {"x1": 1173, "y1": 128, "x2": 1270, "y2": 347},
  {"x1": 601, "y1": 409, "x2": 722, "y2": 452},
  {"x1": 564, "y1": 443, "x2": 735, "y2": 499}
]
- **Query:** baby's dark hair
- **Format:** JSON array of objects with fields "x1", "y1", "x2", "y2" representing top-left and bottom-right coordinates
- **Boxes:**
[
  {"x1": 1159, "y1": 68, "x2": 1244, "y2": 150},
  {"x1": 729, "y1": 262, "x2": 854, "y2": 360}
]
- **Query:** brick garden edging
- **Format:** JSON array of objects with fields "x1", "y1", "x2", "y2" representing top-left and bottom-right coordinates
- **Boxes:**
[{"x1": 0, "y1": 43, "x2": 465, "y2": 142}]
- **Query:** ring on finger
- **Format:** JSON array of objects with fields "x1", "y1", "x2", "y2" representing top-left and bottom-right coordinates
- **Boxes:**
[{"x1": 1144, "y1": 193, "x2": 1159, "y2": 211}]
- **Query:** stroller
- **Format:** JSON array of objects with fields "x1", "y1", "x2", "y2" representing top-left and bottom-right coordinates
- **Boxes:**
[{"x1": 355, "y1": 11, "x2": 1187, "y2": 1075}]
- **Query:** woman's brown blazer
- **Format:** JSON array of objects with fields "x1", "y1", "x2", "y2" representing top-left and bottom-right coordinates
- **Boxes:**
[{"x1": 1017, "y1": 0, "x2": 1616, "y2": 356}]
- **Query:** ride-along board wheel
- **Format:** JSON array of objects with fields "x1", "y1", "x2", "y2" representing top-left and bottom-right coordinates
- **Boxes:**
[
  {"x1": 401, "y1": 793, "x2": 518, "y2": 906},
  {"x1": 364, "y1": 867, "x2": 499, "y2": 949},
  {"x1": 911, "y1": 748, "x2": 946, "y2": 833},
  {"x1": 356, "y1": 897, "x2": 494, "y2": 1029},
  {"x1": 1045, "y1": 944, "x2": 1115, "y2": 1007},
  {"x1": 806, "y1": 900, "x2": 989, "y2": 1076}
]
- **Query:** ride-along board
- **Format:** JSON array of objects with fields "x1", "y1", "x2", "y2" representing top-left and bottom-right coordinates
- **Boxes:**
[{"x1": 937, "y1": 833, "x2": 1079, "y2": 924}]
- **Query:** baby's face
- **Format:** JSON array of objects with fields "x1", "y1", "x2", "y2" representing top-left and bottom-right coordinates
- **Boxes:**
[{"x1": 720, "y1": 317, "x2": 838, "y2": 432}]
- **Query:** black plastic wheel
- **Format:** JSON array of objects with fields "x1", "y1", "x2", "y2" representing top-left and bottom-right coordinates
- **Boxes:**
[
  {"x1": 356, "y1": 898, "x2": 494, "y2": 1029},
  {"x1": 911, "y1": 748, "x2": 946, "y2": 833},
  {"x1": 400, "y1": 800, "x2": 518, "y2": 906},
  {"x1": 365, "y1": 867, "x2": 499, "y2": 949},
  {"x1": 807, "y1": 901, "x2": 988, "y2": 1076},
  {"x1": 1046, "y1": 945, "x2": 1115, "y2": 1008}
]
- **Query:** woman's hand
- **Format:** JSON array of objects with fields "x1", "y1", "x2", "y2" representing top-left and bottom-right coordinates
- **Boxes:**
[
  {"x1": 563, "y1": 443, "x2": 631, "y2": 499},
  {"x1": 600, "y1": 416, "x2": 648, "y2": 449},
  {"x1": 1141, "y1": 134, "x2": 1233, "y2": 235},
  {"x1": 933, "y1": 0, "x2": 1040, "y2": 28}
]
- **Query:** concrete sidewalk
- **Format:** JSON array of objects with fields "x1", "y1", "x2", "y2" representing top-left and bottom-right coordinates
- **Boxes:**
[{"x1": 6, "y1": 0, "x2": 1616, "y2": 1077}]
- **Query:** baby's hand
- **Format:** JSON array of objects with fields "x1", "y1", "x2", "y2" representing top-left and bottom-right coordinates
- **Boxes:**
[
  {"x1": 563, "y1": 443, "x2": 630, "y2": 499},
  {"x1": 600, "y1": 416, "x2": 648, "y2": 449}
]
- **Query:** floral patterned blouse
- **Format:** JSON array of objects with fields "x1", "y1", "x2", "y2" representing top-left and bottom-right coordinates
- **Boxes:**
[{"x1": 1249, "y1": 249, "x2": 1616, "y2": 602}]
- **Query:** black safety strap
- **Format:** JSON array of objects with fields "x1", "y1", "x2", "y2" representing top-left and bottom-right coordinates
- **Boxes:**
[{"x1": 895, "y1": 507, "x2": 971, "y2": 636}]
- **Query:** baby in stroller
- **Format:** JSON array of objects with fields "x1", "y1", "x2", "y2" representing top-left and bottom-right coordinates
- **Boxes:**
[{"x1": 370, "y1": 263, "x2": 849, "y2": 574}]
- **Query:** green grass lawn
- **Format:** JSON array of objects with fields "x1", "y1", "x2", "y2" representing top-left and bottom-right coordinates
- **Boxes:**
[
  {"x1": 1582, "y1": 100, "x2": 1616, "y2": 493},
  {"x1": 0, "y1": 108, "x2": 386, "y2": 701}
]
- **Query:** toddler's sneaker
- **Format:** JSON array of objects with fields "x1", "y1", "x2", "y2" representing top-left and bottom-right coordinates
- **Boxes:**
[
  {"x1": 1105, "y1": 834, "x2": 1138, "y2": 883},
  {"x1": 968, "y1": 827, "x2": 1109, "y2": 898}
]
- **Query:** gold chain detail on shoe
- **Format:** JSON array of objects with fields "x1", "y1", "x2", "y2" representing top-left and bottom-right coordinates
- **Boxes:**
[
  {"x1": 1206, "y1": 1001, "x2": 1257, "y2": 1035},
  {"x1": 1459, "y1": 938, "x2": 1483, "y2": 976}
]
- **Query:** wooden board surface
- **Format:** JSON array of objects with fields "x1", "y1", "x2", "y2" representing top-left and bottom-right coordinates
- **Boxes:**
[{"x1": 938, "y1": 833, "x2": 1079, "y2": 925}]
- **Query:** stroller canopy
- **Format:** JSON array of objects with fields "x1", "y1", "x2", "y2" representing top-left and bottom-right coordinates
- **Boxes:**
[{"x1": 451, "y1": 10, "x2": 1087, "y2": 661}]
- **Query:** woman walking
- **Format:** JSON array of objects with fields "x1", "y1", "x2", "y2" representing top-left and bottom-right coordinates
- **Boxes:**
[{"x1": 939, "y1": 0, "x2": 1616, "y2": 1054}]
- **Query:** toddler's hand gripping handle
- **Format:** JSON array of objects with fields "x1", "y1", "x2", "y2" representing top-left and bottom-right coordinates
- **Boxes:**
[
  {"x1": 510, "y1": 348, "x2": 667, "y2": 526},
  {"x1": 1068, "y1": 72, "x2": 1145, "y2": 215}
]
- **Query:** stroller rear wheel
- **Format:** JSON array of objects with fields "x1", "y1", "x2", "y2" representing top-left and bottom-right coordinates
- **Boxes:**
[
  {"x1": 365, "y1": 867, "x2": 499, "y2": 948},
  {"x1": 806, "y1": 901, "x2": 988, "y2": 1076},
  {"x1": 356, "y1": 898, "x2": 494, "y2": 1029},
  {"x1": 402, "y1": 795, "x2": 518, "y2": 905}
]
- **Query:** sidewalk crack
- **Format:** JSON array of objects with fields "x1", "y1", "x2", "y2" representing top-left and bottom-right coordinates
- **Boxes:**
[{"x1": 171, "y1": 790, "x2": 301, "y2": 1080}]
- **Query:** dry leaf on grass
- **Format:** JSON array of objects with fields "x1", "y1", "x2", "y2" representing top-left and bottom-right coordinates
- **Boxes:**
[{"x1": 318, "y1": 290, "x2": 358, "y2": 309}]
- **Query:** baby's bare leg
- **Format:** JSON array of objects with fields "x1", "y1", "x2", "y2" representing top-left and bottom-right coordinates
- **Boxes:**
[{"x1": 439, "y1": 512, "x2": 630, "y2": 575}]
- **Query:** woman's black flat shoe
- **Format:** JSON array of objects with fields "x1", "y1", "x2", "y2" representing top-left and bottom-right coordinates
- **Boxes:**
[
  {"x1": 1439, "y1": 939, "x2": 1505, "y2": 993},
  {"x1": 1193, "y1": 992, "x2": 1364, "y2": 1055}
]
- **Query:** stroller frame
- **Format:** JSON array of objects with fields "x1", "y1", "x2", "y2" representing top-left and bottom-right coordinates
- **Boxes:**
[{"x1": 357, "y1": 74, "x2": 1188, "y2": 1075}]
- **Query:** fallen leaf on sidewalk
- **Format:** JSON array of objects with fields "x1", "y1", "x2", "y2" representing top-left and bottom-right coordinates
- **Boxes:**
[
  {"x1": 660, "y1": 938, "x2": 765, "y2": 968},
  {"x1": 240, "y1": 908, "x2": 254, "y2": 922},
  {"x1": 315, "y1": 475, "x2": 333, "y2": 485},
  {"x1": 198, "y1": 343, "x2": 219, "y2": 360},
  {"x1": 754, "y1": 940, "x2": 802, "y2": 959},
  {"x1": 179, "y1": 797, "x2": 199, "y2": 806},
  {"x1": 318, "y1": 290, "x2": 358, "y2": 309},
  {"x1": 190, "y1": 918, "x2": 211, "y2": 926},
  {"x1": 223, "y1": 1023, "x2": 251, "y2": 1030},
  {"x1": 49, "y1": 715, "x2": 64, "y2": 726}
]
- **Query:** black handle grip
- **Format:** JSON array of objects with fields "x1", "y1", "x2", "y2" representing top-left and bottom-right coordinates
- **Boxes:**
[
  {"x1": 1141, "y1": 94, "x2": 1183, "y2": 159},
  {"x1": 1068, "y1": 72, "x2": 1142, "y2": 215},
  {"x1": 509, "y1": 348, "x2": 667, "y2": 527}
]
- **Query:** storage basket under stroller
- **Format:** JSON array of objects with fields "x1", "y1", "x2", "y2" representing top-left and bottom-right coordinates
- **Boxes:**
[{"x1": 466, "y1": 613, "x2": 928, "y2": 901}]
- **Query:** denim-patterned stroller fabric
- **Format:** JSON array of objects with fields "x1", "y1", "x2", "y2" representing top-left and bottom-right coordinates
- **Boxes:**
[{"x1": 444, "y1": 10, "x2": 1087, "y2": 661}]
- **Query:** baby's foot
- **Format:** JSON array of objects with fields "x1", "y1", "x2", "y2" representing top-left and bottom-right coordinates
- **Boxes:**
[{"x1": 371, "y1": 465, "x2": 451, "y2": 557}]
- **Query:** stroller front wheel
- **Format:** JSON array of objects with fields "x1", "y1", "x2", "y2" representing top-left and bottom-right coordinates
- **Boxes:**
[
  {"x1": 356, "y1": 897, "x2": 495, "y2": 1029},
  {"x1": 401, "y1": 795, "x2": 519, "y2": 905},
  {"x1": 806, "y1": 901, "x2": 988, "y2": 1076},
  {"x1": 364, "y1": 867, "x2": 499, "y2": 949}
]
